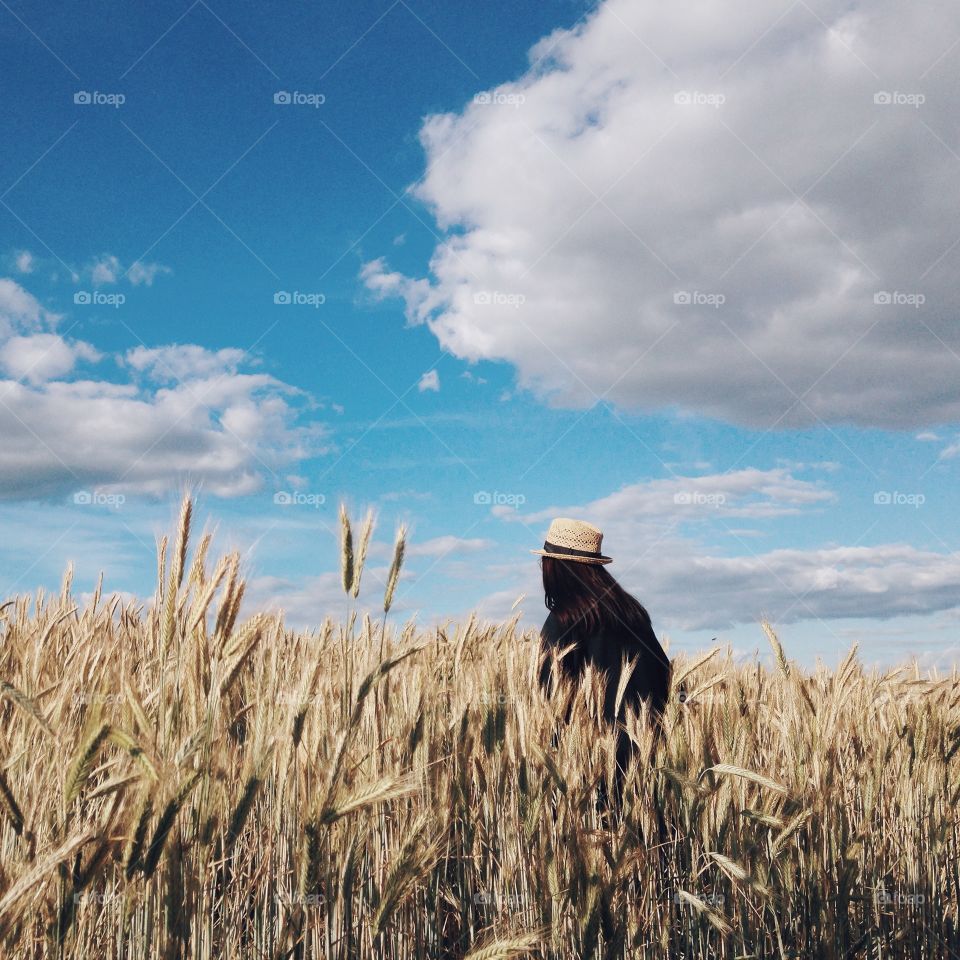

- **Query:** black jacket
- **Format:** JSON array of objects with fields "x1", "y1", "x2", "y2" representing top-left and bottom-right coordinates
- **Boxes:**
[{"x1": 537, "y1": 609, "x2": 670, "y2": 724}]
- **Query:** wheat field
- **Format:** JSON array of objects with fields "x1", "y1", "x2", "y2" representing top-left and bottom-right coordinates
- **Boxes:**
[{"x1": 0, "y1": 499, "x2": 957, "y2": 959}]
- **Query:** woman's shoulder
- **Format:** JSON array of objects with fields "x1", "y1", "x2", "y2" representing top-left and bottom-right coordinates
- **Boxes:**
[
  {"x1": 540, "y1": 610, "x2": 560, "y2": 643},
  {"x1": 594, "y1": 616, "x2": 661, "y2": 658}
]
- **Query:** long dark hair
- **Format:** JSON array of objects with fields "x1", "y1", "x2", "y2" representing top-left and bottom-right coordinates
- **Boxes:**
[
  {"x1": 542, "y1": 555, "x2": 650, "y2": 636},
  {"x1": 541, "y1": 555, "x2": 671, "y2": 711}
]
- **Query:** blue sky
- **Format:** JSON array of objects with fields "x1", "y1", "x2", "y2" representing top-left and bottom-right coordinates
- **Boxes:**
[{"x1": 2, "y1": 0, "x2": 959, "y2": 667}]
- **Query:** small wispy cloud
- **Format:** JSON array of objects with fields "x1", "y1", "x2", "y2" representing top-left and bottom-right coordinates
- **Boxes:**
[
  {"x1": 418, "y1": 370, "x2": 440, "y2": 393},
  {"x1": 90, "y1": 254, "x2": 121, "y2": 286},
  {"x1": 89, "y1": 254, "x2": 170, "y2": 287},
  {"x1": 127, "y1": 260, "x2": 172, "y2": 286},
  {"x1": 938, "y1": 437, "x2": 960, "y2": 461}
]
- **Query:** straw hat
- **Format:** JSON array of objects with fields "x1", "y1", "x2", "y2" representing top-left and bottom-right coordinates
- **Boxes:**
[{"x1": 531, "y1": 517, "x2": 613, "y2": 565}]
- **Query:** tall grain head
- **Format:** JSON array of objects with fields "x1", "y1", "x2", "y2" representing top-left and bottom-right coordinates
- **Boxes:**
[
  {"x1": 383, "y1": 524, "x2": 407, "y2": 615},
  {"x1": 352, "y1": 508, "x2": 377, "y2": 599},
  {"x1": 339, "y1": 503, "x2": 354, "y2": 596}
]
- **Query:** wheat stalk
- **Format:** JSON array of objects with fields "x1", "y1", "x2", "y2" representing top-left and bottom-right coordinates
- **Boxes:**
[
  {"x1": 339, "y1": 503, "x2": 354, "y2": 595},
  {"x1": 383, "y1": 523, "x2": 407, "y2": 615},
  {"x1": 351, "y1": 507, "x2": 376, "y2": 598}
]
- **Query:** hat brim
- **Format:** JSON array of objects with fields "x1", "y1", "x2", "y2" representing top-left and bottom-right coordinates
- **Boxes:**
[{"x1": 530, "y1": 549, "x2": 612, "y2": 565}]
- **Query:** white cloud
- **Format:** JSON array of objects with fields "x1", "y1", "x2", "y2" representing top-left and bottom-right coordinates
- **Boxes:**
[
  {"x1": 126, "y1": 344, "x2": 248, "y2": 382},
  {"x1": 476, "y1": 467, "x2": 960, "y2": 631},
  {"x1": 0, "y1": 277, "x2": 58, "y2": 337},
  {"x1": 645, "y1": 544, "x2": 960, "y2": 631},
  {"x1": 89, "y1": 255, "x2": 170, "y2": 287},
  {"x1": 511, "y1": 467, "x2": 836, "y2": 525},
  {"x1": 245, "y1": 565, "x2": 419, "y2": 630},
  {"x1": 0, "y1": 363, "x2": 326, "y2": 500},
  {"x1": 0, "y1": 334, "x2": 100, "y2": 383},
  {"x1": 14, "y1": 251, "x2": 33, "y2": 274},
  {"x1": 361, "y1": 258, "x2": 433, "y2": 314},
  {"x1": 127, "y1": 260, "x2": 172, "y2": 286},
  {"x1": 364, "y1": 0, "x2": 960, "y2": 429},
  {"x1": 90, "y1": 255, "x2": 121, "y2": 286},
  {"x1": 417, "y1": 369, "x2": 440, "y2": 392},
  {"x1": 407, "y1": 535, "x2": 494, "y2": 557},
  {"x1": 0, "y1": 278, "x2": 327, "y2": 500},
  {"x1": 915, "y1": 431, "x2": 941, "y2": 442}
]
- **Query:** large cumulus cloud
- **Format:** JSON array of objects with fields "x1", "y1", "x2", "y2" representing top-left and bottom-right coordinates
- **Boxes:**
[{"x1": 365, "y1": 0, "x2": 960, "y2": 428}]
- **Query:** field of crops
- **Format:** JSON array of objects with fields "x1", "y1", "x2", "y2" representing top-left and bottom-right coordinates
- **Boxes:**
[{"x1": 0, "y1": 500, "x2": 957, "y2": 958}]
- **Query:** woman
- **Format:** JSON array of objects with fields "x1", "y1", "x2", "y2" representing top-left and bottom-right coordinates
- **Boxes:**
[{"x1": 533, "y1": 518, "x2": 671, "y2": 806}]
